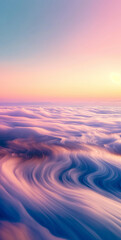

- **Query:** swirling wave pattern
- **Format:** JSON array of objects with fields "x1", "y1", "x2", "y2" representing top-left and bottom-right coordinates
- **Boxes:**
[{"x1": 0, "y1": 104, "x2": 121, "y2": 239}]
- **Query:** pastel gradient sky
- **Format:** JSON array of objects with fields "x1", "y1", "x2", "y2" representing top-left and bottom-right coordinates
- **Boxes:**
[{"x1": 0, "y1": 0, "x2": 121, "y2": 102}]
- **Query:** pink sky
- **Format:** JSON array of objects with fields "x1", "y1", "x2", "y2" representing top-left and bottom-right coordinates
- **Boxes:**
[{"x1": 0, "y1": 0, "x2": 121, "y2": 102}]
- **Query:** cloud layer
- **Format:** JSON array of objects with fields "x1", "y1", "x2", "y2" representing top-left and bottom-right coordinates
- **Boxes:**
[{"x1": 0, "y1": 104, "x2": 121, "y2": 239}]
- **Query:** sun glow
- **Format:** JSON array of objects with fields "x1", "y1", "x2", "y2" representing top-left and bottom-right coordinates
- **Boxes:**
[{"x1": 110, "y1": 72, "x2": 121, "y2": 84}]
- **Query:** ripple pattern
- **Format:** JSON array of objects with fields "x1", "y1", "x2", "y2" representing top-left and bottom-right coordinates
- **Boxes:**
[{"x1": 0, "y1": 104, "x2": 121, "y2": 239}]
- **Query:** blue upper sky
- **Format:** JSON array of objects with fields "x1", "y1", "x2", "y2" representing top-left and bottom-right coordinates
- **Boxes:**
[{"x1": 0, "y1": 0, "x2": 92, "y2": 61}]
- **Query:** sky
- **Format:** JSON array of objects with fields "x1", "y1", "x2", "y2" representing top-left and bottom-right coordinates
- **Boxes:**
[{"x1": 0, "y1": 0, "x2": 121, "y2": 103}]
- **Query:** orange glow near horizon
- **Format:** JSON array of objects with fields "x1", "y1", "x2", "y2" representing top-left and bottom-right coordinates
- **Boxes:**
[{"x1": 1, "y1": 60, "x2": 121, "y2": 103}]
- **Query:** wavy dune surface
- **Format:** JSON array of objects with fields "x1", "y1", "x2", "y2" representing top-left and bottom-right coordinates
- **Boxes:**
[{"x1": 0, "y1": 105, "x2": 121, "y2": 240}]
